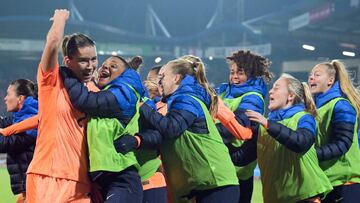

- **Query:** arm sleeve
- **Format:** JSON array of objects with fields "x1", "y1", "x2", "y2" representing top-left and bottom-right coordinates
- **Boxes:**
[
  {"x1": 216, "y1": 98, "x2": 252, "y2": 141},
  {"x1": 140, "y1": 103, "x2": 197, "y2": 139},
  {"x1": 216, "y1": 123, "x2": 235, "y2": 144},
  {"x1": 316, "y1": 122, "x2": 354, "y2": 161},
  {"x1": 137, "y1": 129, "x2": 163, "y2": 150},
  {"x1": 0, "y1": 116, "x2": 13, "y2": 128},
  {"x1": 0, "y1": 133, "x2": 36, "y2": 153},
  {"x1": 316, "y1": 101, "x2": 356, "y2": 161},
  {"x1": 60, "y1": 68, "x2": 122, "y2": 118},
  {"x1": 230, "y1": 133, "x2": 258, "y2": 166},
  {"x1": 266, "y1": 114, "x2": 316, "y2": 153},
  {"x1": 238, "y1": 94, "x2": 264, "y2": 130},
  {"x1": 238, "y1": 94, "x2": 265, "y2": 115},
  {"x1": 1, "y1": 115, "x2": 39, "y2": 136}
]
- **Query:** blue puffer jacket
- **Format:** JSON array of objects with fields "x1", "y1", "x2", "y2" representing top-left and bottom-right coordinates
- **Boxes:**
[
  {"x1": 313, "y1": 81, "x2": 357, "y2": 161},
  {"x1": 268, "y1": 104, "x2": 316, "y2": 134},
  {"x1": 12, "y1": 96, "x2": 38, "y2": 138},
  {"x1": 60, "y1": 67, "x2": 155, "y2": 125},
  {"x1": 216, "y1": 77, "x2": 267, "y2": 143},
  {"x1": 107, "y1": 68, "x2": 149, "y2": 117},
  {"x1": 139, "y1": 75, "x2": 212, "y2": 149},
  {"x1": 167, "y1": 75, "x2": 211, "y2": 118},
  {"x1": 217, "y1": 77, "x2": 267, "y2": 114},
  {"x1": 231, "y1": 104, "x2": 316, "y2": 166},
  {"x1": 0, "y1": 96, "x2": 38, "y2": 195}
]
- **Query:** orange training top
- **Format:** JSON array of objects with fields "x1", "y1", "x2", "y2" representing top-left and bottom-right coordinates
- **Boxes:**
[{"x1": 27, "y1": 65, "x2": 90, "y2": 185}]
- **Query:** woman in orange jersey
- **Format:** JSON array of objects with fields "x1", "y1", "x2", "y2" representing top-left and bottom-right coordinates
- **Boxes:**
[{"x1": 26, "y1": 9, "x2": 97, "y2": 203}]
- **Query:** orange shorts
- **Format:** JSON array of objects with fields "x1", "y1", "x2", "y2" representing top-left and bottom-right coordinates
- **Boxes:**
[
  {"x1": 142, "y1": 172, "x2": 167, "y2": 190},
  {"x1": 26, "y1": 173, "x2": 91, "y2": 203}
]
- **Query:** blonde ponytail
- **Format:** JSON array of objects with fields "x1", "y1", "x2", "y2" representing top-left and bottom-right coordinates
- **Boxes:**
[
  {"x1": 193, "y1": 61, "x2": 218, "y2": 117},
  {"x1": 302, "y1": 82, "x2": 317, "y2": 117},
  {"x1": 322, "y1": 60, "x2": 360, "y2": 113},
  {"x1": 281, "y1": 73, "x2": 317, "y2": 117}
]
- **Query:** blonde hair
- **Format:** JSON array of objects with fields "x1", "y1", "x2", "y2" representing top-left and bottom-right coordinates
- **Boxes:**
[
  {"x1": 320, "y1": 60, "x2": 360, "y2": 113},
  {"x1": 281, "y1": 73, "x2": 317, "y2": 117},
  {"x1": 168, "y1": 55, "x2": 218, "y2": 117},
  {"x1": 144, "y1": 80, "x2": 158, "y2": 92}
]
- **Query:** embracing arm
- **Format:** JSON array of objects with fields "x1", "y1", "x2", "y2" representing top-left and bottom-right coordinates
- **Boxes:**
[
  {"x1": 140, "y1": 103, "x2": 197, "y2": 140},
  {"x1": 1, "y1": 115, "x2": 38, "y2": 136},
  {"x1": 60, "y1": 68, "x2": 122, "y2": 118},
  {"x1": 267, "y1": 121, "x2": 315, "y2": 153},
  {"x1": 230, "y1": 133, "x2": 258, "y2": 166},
  {"x1": 216, "y1": 98, "x2": 252, "y2": 142},
  {"x1": 0, "y1": 133, "x2": 36, "y2": 153}
]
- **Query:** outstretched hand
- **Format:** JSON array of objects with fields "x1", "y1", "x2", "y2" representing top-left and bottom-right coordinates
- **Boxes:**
[
  {"x1": 245, "y1": 110, "x2": 268, "y2": 127},
  {"x1": 0, "y1": 128, "x2": 3, "y2": 135}
]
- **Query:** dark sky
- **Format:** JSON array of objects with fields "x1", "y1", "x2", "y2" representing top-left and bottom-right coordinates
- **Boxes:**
[{"x1": 0, "y1": 0, "x2": 299, "y2": 37}]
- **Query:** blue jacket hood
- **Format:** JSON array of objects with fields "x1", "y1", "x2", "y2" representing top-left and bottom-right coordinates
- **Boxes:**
[
  {"x1": 170, "y1": 75, "x2": 211, "y2": 107},
  {"x1": 13, "y1": 96, "x2": 38, "y2": 137},
  {"x1": 217, "y1": 77, "x2": 267, "y2": 99},
  {"x1": 268, "y1": 103, "x2": 305, "y2": 121},
  {"x1": 314, "y1": 81, "x2": 343, "y2": 108},
  {"x1": 108, "y1": 68, "x2": 146, "y2": 97}
]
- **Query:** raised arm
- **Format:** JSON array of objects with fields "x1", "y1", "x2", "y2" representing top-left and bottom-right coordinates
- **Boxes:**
[{"x1": 40, "y1": 9, "x2": 69, "y2": 73}]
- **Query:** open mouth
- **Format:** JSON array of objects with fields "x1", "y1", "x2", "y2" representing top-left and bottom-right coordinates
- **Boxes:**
[
  {"x1": 309, "y1": 83, "x2": 317, "y2": 89},
  {"x1": 99, "y1": 71, "x2": 110, "y2": 79},
  {"x1": 269, "y1": 97, "x2": 274, "y2": 103},
  {"x1": 83, "y1": 73, "x2": 92, "y2": 79}
]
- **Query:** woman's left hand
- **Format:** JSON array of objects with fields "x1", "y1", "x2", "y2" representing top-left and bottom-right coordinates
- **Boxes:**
[{"x1": 245, "y1": 110, "x2": 268, "y2": 127}]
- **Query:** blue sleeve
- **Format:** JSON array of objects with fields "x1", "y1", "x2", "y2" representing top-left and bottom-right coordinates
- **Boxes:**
[
  {"x1": 333, "y1": 100, "x2": 356, "y2": 124},
  {"x1": 298, "y1": 114, "x2": 316, "y2": 135},
  {"x1": 216, "y1": 123, "x2": 235, "y2": 144},
  {"x1": 266, "y1": 114, "x2": 316, "y2": 153},
  {"x1": 170, "y1": 95, "x2": 204, "y2": 118},
  {"x1": 140, "y1": 103, "x2": 197, "y2": 140},
  {"x1": 138, "y1": 129, "x2": 163, "y2": 150},
  {"x1": 0, "y1": 133, "x2": 36, "y2": 153},
  {"x1": 0, "y1": 116, "x2": 13, "y2": 128},
  {"x1": 230, "y1": 133, "x2": 258, "y2": 166},
  {"x1": 60, "y1": 67, "x2": 122, "y2": 118},
  {"x1": 108, "y1": 85, "x2": 137, "y2": 118},
  {"x1": 316, "y1": 122, "x2": 354, "y2": 161},
  {"x1": 238, "y1": 94, "x2": 264, "y2": 114},
  {"x1": 144, "y1": 98, "x2": 157, "y2": 110},
  {"x1": 316, "y1": 100, "x2": 356, "y2": 161}
]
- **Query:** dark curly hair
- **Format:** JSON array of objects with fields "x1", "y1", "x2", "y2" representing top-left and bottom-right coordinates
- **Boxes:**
[{"x1": 226, "y1": 50, "x2": 273, "y2": 83}]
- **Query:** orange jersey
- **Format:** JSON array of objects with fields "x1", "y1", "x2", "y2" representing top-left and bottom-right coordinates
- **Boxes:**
[{"x1": 27, "y1": 65, "x2": 90, "y2": 185}]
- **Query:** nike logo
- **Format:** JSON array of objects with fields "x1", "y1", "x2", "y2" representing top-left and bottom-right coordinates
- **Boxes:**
[
  {"x1": 106, "y1": 194, "x2": 115, "y2": 200},
  {"x1": 334, "y1": 197, "x2": 343, "y2": 202}
]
